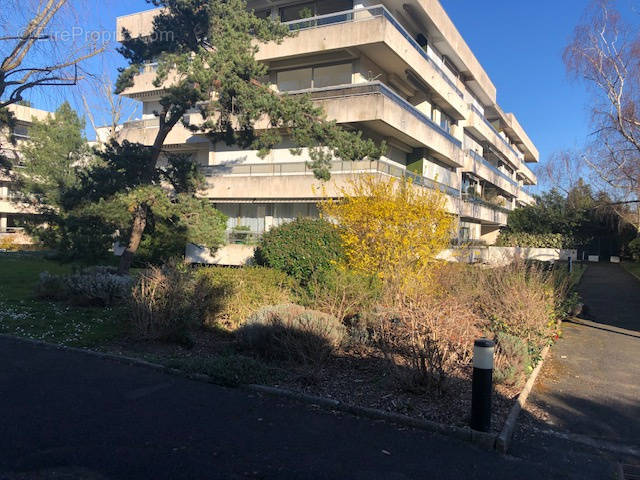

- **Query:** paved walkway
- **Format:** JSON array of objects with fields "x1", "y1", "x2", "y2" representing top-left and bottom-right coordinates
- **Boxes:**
[
  {"x1": 514, "y1": 263, "x2": 640, "y2": 463},
  {"x1": 0, "y1": 337, "x2": 617, "y2": 479}
]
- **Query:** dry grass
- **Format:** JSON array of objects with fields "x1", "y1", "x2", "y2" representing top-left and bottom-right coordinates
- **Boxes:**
[{"x1": 129, "y1": 263, "x2": 205, "y2": 342}]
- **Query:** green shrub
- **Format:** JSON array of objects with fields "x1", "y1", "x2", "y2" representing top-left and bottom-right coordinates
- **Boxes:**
[
  {"x1": 629, "y1": 237, "x2": 640, "y2": 261},
  {"x1": 254, "y1": 218, "x2": 344, "y2": 284},
  {"x1": 496, "y1": 231, "x2": 577, "y2": 249},
  {"x1": 303, "y1": 267, "x2": 381, "y2": 324},
  {"x1": 194, "y1": 267, "x2": 297, "y2": 329},
  {"x1": 238, "y1": 303, "x2": 346, "y2": 365},
  {"x1": 494, "y1": 332, "x2": 531, "y2": 386},
  {"x1": 129, "y1": 262, "x2": 205, "y2": 344}
]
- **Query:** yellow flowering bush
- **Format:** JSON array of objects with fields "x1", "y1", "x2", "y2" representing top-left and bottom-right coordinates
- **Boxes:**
[{"x1": 319, "y1": 175, "x2": 455, "y2": 288}]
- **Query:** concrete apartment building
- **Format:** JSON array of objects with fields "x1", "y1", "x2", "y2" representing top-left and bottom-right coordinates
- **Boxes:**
[
  {"x1": 115, "y1": 0, "x2": 538, "y2": 245},
  {"x1": 0, "y1": 104, "x2": 50, "y2": 236}
]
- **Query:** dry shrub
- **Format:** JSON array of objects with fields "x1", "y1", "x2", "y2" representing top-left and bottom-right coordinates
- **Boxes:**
[
  {"x1": 129, "y1": 262, "x2": 205, "y2": 343},
  {"x1": 194, "y1": 267, "x2": 296, "y2": 330},
  {"x1": 303, "y1": 268, "x2": 381, "y2": 323},
  {"x1": 237, "y1": 304, "x2": 346, "y2": 366},
  {"x1": 376, "y1": 296, "x2": 486, "y2": 393},
  {"x1": 472, "y1": 260, "x2": 565, "y2": 352}
]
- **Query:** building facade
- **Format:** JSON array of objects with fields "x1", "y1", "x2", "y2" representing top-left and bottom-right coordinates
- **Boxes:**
[
  {"x1": 0, "y1": 104, "x2": 50, "y2": 235},
  {"x1": 115, "y1": 0, "x2": 538, "y2": 245}
]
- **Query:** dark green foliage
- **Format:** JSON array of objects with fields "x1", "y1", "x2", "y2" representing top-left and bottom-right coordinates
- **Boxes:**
[
  {"x1": 254, "y1": 218, "x2": 345, "y2": 284},
  {"x1": 502, "y1": 181, "x2": 635, "y2": 250},
  {"x1": 0, "y1": 107, "x2": 16, "y2": 174},
  {"x1": 496, "y1": 232, "x2": 577, "y2": 249},
  {"x1": 629, "y1": 237, "x2": 640, "y2": 260}
]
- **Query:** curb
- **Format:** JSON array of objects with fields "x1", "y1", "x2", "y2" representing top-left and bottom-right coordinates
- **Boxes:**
[
  {"x1": 495, "y1": 343, "x2": 551, "y2": 453},
  {"x1": 0, "y1": 334, "x2": 497, "y2": 450},
  {"x1": 244, "y1": 384, "x2": 497, "y2": 450}
]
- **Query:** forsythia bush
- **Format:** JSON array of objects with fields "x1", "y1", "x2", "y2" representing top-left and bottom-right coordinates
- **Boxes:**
[{"x1": 319, "y1": 176, "x2": 455, "y2": 286}]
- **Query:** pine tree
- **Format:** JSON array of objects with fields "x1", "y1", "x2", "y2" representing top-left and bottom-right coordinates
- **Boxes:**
[{"x1": 111, "y1": 0, "x2": 385, "y2": 273}]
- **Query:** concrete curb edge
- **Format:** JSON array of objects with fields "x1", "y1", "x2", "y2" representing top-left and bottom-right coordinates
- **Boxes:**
[
  {"x1": 0, "y1": 333, "x2": 497, "y2": 450},
  {"x1": 495, "y1": 343, "x2": 551, "y2": 453}
]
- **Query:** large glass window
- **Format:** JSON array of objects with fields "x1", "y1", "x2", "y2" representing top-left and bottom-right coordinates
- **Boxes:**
[
  {"x1": 280, "y1": 2, "x2": 315, "y2": 22},
  {"x1": 313, "y1": 63, "x2": 352, "y2": 88},
  {"x1": 276, "y1": 63, "x2": 352, "y2": 91},
  {"x1": 277, "y1": 68, "x2": 312, "y2": 91},
  {"x1": 280, "y1": 0, "x2": 353, "y2": 21},
  {"x1": 317, "y1": 0, "x2": 353, "y2": 15}
]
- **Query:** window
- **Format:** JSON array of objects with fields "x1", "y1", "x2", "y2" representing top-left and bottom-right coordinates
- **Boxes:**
[
  {"x1": 313, "y1": 63, "x2": 351, "y2": 88},
  {"x1": 280, "y1": 2, "x2": 315, "y2": 22},
  {"x1": 280, "y1": 0, "x2": 352, "y2": 21},
  {"x1": 276, "y1": 63, "x2": 352, "y2": 91},
  {"x1": 12, "y1": 124, "x2": 29, "y2": 139},
  {"x1": 317, "y1": 0, "x2": 352, "y2": 15},
  {"x1": 277, "y1": 68, "x2": 312, "y2": 91},
  {"x1": 440, "y1": 112, "x2": 452, "y2": 133},
  {"x1": 254, "y1": 9, "x2": 271, "y2": 19}
]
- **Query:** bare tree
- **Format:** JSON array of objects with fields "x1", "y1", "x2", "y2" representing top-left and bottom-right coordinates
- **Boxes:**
[
  {"x1": 81, "y1": 74, "x2": 138, "y2": 145},
  {"x1": 536, "y1": 149, "x2": 590, "y2": 194},
  {"x1": 564, "y1": 0, "x2": 640, "y2": 231},
  {"x1": 0, "y1": 0, "x2": 105, "y2": 109}
]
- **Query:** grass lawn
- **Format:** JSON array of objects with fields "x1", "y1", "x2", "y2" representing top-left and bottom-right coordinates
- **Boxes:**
[
  {"x1": 622, "y1": 262, "x2": 640, "y2": 280},
  {"x1": 0, "y1": 253, "x2": 125, "y2": 346}
]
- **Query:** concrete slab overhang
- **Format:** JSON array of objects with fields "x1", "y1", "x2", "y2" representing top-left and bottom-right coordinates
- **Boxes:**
[
  {"x1": 463, "y1": 150, "x2": 518, "y2": 198},
  {"x1": 485, "y1": 104, "x2": 539, "y2": 163},
  {"x1": 255, "y1": 7, "x2": 467, "y2": 120}
]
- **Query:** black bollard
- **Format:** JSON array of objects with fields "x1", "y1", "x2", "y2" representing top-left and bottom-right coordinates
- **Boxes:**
[
  {"x1": 568, "y1": 256, "x2": 573, "y2": 273},
  {"x1": 471, "y1": 338, "x2": 494, "y2": 432}
]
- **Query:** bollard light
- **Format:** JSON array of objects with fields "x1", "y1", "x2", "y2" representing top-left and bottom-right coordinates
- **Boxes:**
[
  {"x1": 471, "y1": 338, "x2": 494, "y2": 432},
  {"x1": 568, "y1": 256, "x2": 573, "y2": 273}
]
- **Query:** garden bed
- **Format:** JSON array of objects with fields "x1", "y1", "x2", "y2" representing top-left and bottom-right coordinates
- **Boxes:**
[{"x1": 101, "y1": 332, "x2": 524, "y2": 434}]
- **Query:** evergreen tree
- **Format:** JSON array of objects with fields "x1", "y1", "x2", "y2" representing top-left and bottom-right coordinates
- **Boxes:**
[{"x1": 110, "y1": 0, "x2": 385, "y2": 273}]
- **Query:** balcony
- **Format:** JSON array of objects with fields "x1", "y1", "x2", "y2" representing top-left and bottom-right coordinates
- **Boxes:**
[
  {"x1": 280, "y1": 6, "x2": 464, "y2": 98},
  {"x1": 291, "y1": 82, "x2": 463, "y2": 165},
  {"x1": 465, "y1": 106, "x2": 536, "y2": 185},
  {"x1": 201, "y1": 157, "x2": 461, "y2": 215},
  {"x1": 203, "y1": 158, "x2": 460, "y2": 197},
  {"x1": 460, "y1": 196, "x2": 509, "y2": 226},
  {"x1": 465, "y1": 149, "x2": 518, "y2": 196},
  {"x1": 258, "y1": 5, "x2": 467, "y2": 118},
  {"x1": 179, "y1": 81, "x2": 464, "y2": 166}
]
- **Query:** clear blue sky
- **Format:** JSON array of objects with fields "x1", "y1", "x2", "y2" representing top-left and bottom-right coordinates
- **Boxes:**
[
  {"x1": 442, "y1": 0, "x2": 639, "y2": 189},
  {"x1": 10, "y1": 0, "x2": 640, "y2": 188}
]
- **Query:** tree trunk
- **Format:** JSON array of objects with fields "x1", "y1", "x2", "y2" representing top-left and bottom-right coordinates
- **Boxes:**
[
  {"x1": 116, "y1": 120, "x2": 176, "y2": 274},
  {"x1": 118, "y1": 205, "x2": 147, "y2": 274}
]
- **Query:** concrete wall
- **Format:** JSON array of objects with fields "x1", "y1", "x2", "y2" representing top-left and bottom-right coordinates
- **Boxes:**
[
  {"x1": 438, "y1": 247, "x2": 578, "y2": 266},
  {"x1": 186, "y1": 243, "x2": 255, "y2": 266}
]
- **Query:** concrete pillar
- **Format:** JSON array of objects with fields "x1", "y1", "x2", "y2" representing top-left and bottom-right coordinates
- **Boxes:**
[{"x1": 0, "y1": 214, "x2": 7, "y2": 233}]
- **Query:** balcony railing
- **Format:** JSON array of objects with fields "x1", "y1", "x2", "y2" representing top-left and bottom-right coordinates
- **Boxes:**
[
  {"x1": 463, "y1": 193, "x2": 512, "y2": 213},
  {"x1": 468, "y1": 150, "x2": 518, "y2": 188},
  {"x1": 202, "y1": 158, "x2": 461, "y2": 197},
  {"x1": 123, "y1": 118, "x2": 160, "y2": 129},
  {"x1": 286, "y1": 82, "x2": 462, "y2": 149},
  {"x1": 470, "y1": 105, "x2": 523, "y2": 161},
  {"x1": 284, "y1": 5, "x2": 464, "y2": 99}
]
